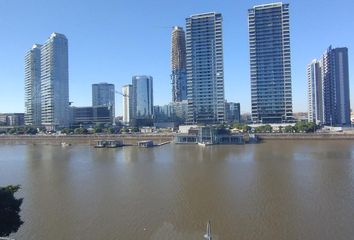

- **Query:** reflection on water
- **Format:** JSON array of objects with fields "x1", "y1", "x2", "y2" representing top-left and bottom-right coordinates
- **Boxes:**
[{"x1": 0, "y1": 141, "x2": 354, "y2": 239}]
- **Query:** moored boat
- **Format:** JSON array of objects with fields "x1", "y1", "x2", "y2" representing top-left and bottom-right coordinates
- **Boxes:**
[{"x1": 94, "y1": 140, "x2": 106, "y2": 148}]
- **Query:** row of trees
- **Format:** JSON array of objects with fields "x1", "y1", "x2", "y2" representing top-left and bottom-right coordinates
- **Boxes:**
[
  {"x1": 1, "y1": 124, "x2": 136, "y2": 135},
  {"x1": 0, "y1": 126, "x2": 39, "y2": 135},
  {"x1": 231, "y1": 122, "x2": 318, "y2": 133}
]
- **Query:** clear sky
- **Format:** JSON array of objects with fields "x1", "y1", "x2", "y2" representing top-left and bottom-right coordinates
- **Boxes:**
[{"x1": 0, "y1": 0, "x2": 353, "y2": 115}]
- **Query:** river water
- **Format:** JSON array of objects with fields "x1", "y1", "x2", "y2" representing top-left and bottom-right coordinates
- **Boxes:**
[{"x1": 1, "y1": 140, "x2": 354, "y2": 240}]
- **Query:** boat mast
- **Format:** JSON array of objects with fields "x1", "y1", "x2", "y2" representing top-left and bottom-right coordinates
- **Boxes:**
[{"x1": 204, "y1": 220, "x2": 212, "y2": 240}]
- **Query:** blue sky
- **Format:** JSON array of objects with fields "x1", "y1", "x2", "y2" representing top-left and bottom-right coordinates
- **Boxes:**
[{"x1": 0, "y1": 0, "x2": 353, "y2": 115}]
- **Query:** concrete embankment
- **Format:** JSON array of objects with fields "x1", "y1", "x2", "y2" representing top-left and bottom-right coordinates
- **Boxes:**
[
  {"x1": 257, "y1": 133, "x2": 354, "y2": 140},
  {"x1": 0, "y1": 134, "x2": 174, "y2": 145},
  {"x1": 1, "y1": 133, "x2": 354, "y2": 146}
]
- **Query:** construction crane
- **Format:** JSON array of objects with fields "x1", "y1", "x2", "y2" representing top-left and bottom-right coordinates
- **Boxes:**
[{"x1": 115, "y1": 91, "x2": 129, "y2": 97}]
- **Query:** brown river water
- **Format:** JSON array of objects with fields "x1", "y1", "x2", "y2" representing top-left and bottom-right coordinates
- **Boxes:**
[{"x1": 1, "y1": 140, "x2": 354, "y2": 240}]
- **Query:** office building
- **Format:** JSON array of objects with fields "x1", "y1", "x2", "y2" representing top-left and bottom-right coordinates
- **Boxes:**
[
  {"x1": 71, "y1": 106, "x2": 112, "y2": 127},
  {"x1": 308, "y1": 46, "x2": 350, "y2": 126},
  {"x1": 24, "y1": 44, "x2": 42, "y2": 126},
  {"x1": 132, "y1": 76, "x2": 154, "y2": 126},
  {"x1": 171, "y1": 26, "x2": 187, "y2": 102},
  {"x1": 248, "y1": 3, "x2": 293, "y2": 123},
  {"x1": 154, "y1": 104, "x2": 174, "y2": 122},
  {"x1": 92, "y1": 83, "x2": 115, "y2": 124},
  {"x1": 0, "y1": 113, "x2": 25, "y2": 126},
  {"x1": 40, "y1": 33, "x2": 70, "y2": 129},
  {"x1": 225, "y1": 102, "x2": 241, "y2": 123},
  {"x1": 186, "y1": 12, "x2": 225, "y2": 124},
  {"x1": 122, "y1": 84, "x2": 133, "y2": 125}
]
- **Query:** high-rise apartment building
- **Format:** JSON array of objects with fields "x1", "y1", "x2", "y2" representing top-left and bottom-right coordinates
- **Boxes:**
[
  {"x1": 307, "y1": 60, "x2": 323, "y2": 123},
  {"x1": 186, "y1": 13, "x2": 225, "y2": 124},
  {"x1": 41, "y1": 33, "x2": 69, "y2": 129},
  {"x1": 248, "y1": 3, "x2": 293, "y2": 123},
  {"x1": 24, "y1": 44, "x2": 42, "y2": 126},
  {"x1": 308, "y1": 46, "x2": 350, "y2": 126},
  {"x1": 122, "y1": 84, "x2": 133, "y2": 125},
  {"x1": 132, "y1": 76, "x2": 154, "y2": 126},
  {"x1": 171, "y1": 26, "x2": 187, "y2": 102},
  {"x1": 92, "y1": 83, "x2": 115, "y2": 124}
]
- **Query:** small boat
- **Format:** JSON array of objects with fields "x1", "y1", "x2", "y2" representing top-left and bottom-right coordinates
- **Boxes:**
[
  {"x1": 137, "y1": 140, "x2": 154, "y2": 148},
  {"x1": 198, "y1": 141, "x2": 213, "y2": 146},
  {"x1": 204, "y1": 221, "x2": 212, "y2": 240},
  {"x1": 61, "y1": 142, "x2": 71, "y2": 147},
  {"x1": 94, "y1": 140, "x2": 106, "y2": 148},
  {"x1": 106, "y1": 140, "x2": 123, "y2": 148}
]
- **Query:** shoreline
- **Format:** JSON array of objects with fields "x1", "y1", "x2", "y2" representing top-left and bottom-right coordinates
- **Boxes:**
[
  {"x1": 1, "y1": 133, "x2": 354, "y2": 145},
  {"x1": 0, "y1": 134, "x2": 174, "y2": 145}
]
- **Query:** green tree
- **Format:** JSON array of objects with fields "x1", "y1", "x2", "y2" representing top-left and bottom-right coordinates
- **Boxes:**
[
  {"x1": 24, "y1": 127, "x2": 37, "y2": 135},
  {"x1": 0, "y1": 185, "x2": 23, "y2": 237},
  {"x1": 120, "y1": 128, "x2": 128, "y2": 133},
  {"x1": 104, "y1": 127, "x2": 114, "y2": 134},
  {"x1": 74, "y1": 127, "x2": 88, "y2": 134},
  {"x1": 254, "y1": 124, "x2": 273, "y2": 133},
  {"x1": 8, "y1": 128, "x2": 16, "y2": 135},
  {"x1": 284, "y1": 125, "x2": 294, "y2": 133},
  {"x1": 216, "y1": 125, "x2": 230, "y2": 135},
  {"x1": 61, "y1": 128, "x2": 73, "y2": 135}
]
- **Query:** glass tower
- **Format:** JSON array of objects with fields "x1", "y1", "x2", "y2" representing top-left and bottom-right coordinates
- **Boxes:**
[
  {"x1": 24, "y1": 44, "x2": 42, "y2": 126},
  {"x1": 308, "y1": 46, "x2": 351, "y2": 126},
  {"x1": 132, "y1": 76, "x2": 153, "y2": 123},
  {"x1": 92, "y1": 83, "x2": 115, "y2": 124},
  {"x1": 248, "y1": 3, "x2": 293, "y2": 123},
  {"x1": 171, "y1": 26, "x2": 187, "y2": 102},
  {"x1": 40, "y1": 33, "x2": 69, "y2": 129},
  {"x1": 186, "y1": 12, "x2": 225, "y2": 124}
]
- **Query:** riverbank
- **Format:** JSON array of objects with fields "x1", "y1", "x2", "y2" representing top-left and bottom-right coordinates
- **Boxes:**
[
  {"x1": 0, "y1": 134, "x2": 174, "y2": 145},
  {"x1": 1, "y1": 132, "x2": 354, "y2": 145},
  {"x1": 257, "y1": 133, "x2": 354, "y2": 140}
]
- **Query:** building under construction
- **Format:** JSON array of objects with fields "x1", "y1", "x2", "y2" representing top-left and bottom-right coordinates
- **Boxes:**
[{"x1": 171, "y1": 26, "x2": 187, "y2": 102}]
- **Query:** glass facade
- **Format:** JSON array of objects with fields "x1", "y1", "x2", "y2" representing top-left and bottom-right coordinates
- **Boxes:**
[
  {"x1": 24, "y1": 44, "x2": 42, "y2": 126},
  {"x1": 225, "y1": 102, "x2": 241, "y2": 123},
  {"x1": 248, "y1": 3, "x2": 293, "y2": 123},
  {"x1": 308, "y1": 46, "x2": 351, "y2": 126},
  {"x1": 92, "y1": 83, "x2": 115, "y2": 124},
  {"x1": 40, "y1": 33, "x2": 69, "y2": 129},
  {"x1": 132, "y1": 76, "x2": 153, "y2": 121},
  {"x1": 186, "y1": 12, "x2": 225, "y2": 124}
]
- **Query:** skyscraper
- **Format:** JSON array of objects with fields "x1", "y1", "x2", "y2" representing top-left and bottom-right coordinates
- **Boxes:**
[
  {"x1": 307, "y1": 60, "x2": 323, "y2": 124},
  {"x1": 92, "y1": 83, "x2": 115, "y2": 124},
  {"x1": 171, "y1": 26, "x2": 187, "y2": 102},
  {"x1": 41, "y1": 33, "x2": 69, "y2": 129},
  {"x1": 248, "y1": 3, "x2": 293, "y2": 123},
  {"x1": 186, "y1": 13, "x2": 225, "y2": 124},
  {"x1": 24, "y1": 44, "x2": 42, "y2": 126},
  {"x1": 122, "y1": 84, "x2": 133, "y2": 125},
  {"x1": 308, "y1": 46, "x2": 350, "y2": 126},
  {"x1": 132, "y1": 75, "x2": 153, "y2": 126}
]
